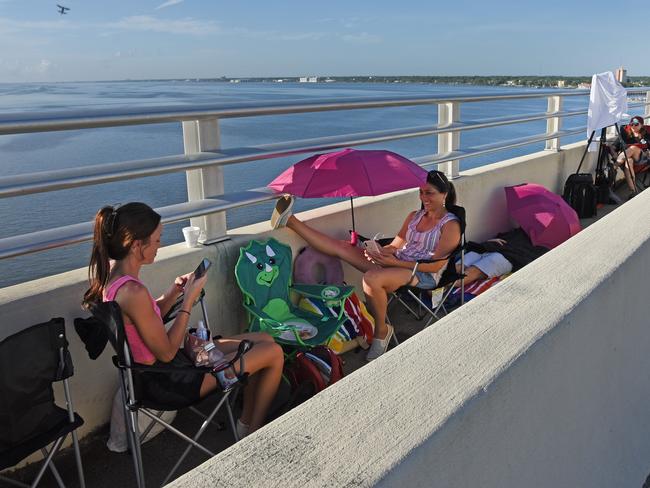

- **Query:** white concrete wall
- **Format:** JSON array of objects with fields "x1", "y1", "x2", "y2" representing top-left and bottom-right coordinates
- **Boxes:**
[
  {"x1": 0, "y1": 141, "x2": 597, "y2": 444},
  {"x1": 169, "y1": 165, "x2": 650, "y2": 488}
]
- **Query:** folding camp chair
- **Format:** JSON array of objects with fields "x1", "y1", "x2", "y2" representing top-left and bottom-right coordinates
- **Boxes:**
[
  {"x1": 387, "y1": 205, "x2": 467, "y2": 328},
  {"x1": 0, "y1": 318, "x2": 86, "y2": 488},
  {"x1": 235, "y1": 237, "x2": 355, "y2": 348},
  {"x1": 85, "y1": 300, "x2": 251, "y2": 488}
]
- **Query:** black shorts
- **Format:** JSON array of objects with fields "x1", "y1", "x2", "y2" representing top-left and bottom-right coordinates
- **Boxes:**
[{"x1": 134, "y1": 350, "x2": 205, "y2": 410}]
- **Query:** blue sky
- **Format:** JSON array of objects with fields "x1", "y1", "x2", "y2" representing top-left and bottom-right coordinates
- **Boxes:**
[{"x1": 0, "y1": 0, "x2": 641, "y2": 82}]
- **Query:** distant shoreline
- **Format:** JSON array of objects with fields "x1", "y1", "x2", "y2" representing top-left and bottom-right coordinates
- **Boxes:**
[
  {"x1": 79, "y1": 75, "x2": 595, "y2": 89},
  {"x1": 5, "y1": 75, "x2": 649, "y2": 88}
]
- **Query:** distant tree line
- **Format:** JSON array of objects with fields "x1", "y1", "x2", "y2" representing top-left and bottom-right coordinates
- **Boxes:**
[{"x1": 153, "y1": 75, "x2": 650, "y2": 88}]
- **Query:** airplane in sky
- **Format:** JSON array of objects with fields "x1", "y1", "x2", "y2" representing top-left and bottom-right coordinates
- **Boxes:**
[{"x1": 57, "y1": 4, "x2": 70, "y2": 14}]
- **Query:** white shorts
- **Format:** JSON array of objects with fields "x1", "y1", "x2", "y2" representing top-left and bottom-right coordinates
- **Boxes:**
[{"x1": 459, "y1": 251, "x2": 512, "y2": 278}]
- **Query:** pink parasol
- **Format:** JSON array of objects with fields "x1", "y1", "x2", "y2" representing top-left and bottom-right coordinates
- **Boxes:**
[
  {"x1": 268, "y1": 148, "x2": 428, "y2": 231},
  {"x1": 505, "y1": 183, "x2": 581, "y2": 249}
]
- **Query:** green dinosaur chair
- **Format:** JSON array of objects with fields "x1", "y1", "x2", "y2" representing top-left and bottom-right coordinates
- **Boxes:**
[{"x1": 235, "y1": 238, "x2": 354, "y2": 347}]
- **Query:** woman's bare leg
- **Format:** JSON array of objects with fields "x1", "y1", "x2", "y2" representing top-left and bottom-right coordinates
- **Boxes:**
[
  {"x1": 454, "y1": 265, "x2": 486, "y2": 287},
  {"x1": 618, "y1": 147, "x2": 640, "y2": 192},
  {"x1": 286, "y1": 215, "x2": 376, "y2": 272},
  {"x1": 362, "y1": 267, "x2": 414, "y2": 339},
  {"x1": 202, "y1": 332, "x2": 284, "y2": 432}
]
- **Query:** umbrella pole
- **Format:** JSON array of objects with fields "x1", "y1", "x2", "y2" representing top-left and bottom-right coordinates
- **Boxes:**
[{"x1": 350, "y1": 197, "x2": 356, "y2": 232}]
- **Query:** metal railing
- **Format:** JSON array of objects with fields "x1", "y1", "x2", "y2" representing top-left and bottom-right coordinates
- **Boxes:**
[{"x1": 1, "y1": 87, "x2": 649, "y2": 261}]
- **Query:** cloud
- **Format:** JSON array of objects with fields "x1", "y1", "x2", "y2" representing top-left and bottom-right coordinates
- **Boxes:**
[
  {"x1": 155, "y1": 0, "x2": 184, "y2": 10},
  {"x1": 340, "y1": 32, "x2": 381, "y2": 44},
  {"x1": 0, "y1": 16, "x2": 75, "y2": 33},
  {"x1": 228, "y1": 26, "x2": 325, "y2": 42},
  {"x1": 108, "y1": 15, "x2": 218, "y2": 35}
]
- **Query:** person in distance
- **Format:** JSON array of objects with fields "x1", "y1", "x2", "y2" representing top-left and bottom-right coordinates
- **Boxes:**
[
  {"x1": 83, "y1": 202, "x2": 283, "y2": 437},
  {"x1": 270, "y1": 170, "x2": 461, "y2": 361},
  {"x1": 613, "y1": 115, "x2": 649, "y2": 199}
]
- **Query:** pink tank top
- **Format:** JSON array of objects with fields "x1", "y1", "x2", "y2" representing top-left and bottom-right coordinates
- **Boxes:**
[{"x1": 104, "y1": 275, "x2": 160, "y2": 365}]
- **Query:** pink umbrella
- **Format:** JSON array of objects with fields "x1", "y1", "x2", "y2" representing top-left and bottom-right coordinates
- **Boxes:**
[
  {"x1": 268, "y1": 148, "x2": 428, "y2": 232},
  {"x1": 505, "y1": 183, "x2": 581, "y2": 249}
]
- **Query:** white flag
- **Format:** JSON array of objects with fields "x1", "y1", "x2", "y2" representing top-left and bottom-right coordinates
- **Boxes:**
[{"x1": 587, "y1": 71, "x2": 628, "y2": 151}]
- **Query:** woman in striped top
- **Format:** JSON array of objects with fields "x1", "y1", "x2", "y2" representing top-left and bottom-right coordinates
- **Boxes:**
[{"x1": 271, "y1": 170, "x2": 461, "y2": 361}]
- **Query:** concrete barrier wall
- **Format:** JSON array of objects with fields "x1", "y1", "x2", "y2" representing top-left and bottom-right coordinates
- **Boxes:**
[
  {"x1": 0, "y1": 141, "x2": 595, "y2": 441},
  {"x1": 170, "y1": 166, "x2": 650, "y2": 487}
]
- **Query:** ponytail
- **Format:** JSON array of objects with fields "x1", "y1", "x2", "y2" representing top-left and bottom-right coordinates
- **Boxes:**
[
  {"x1": 83, "y1": 206, "x2": 116, "y2": 309},
  {"x1": 426, "y1": 170, "x2": 457, "y2": 208},
  {"x1": 82, "y1": 202, "x2": 161, "y2": 309}
]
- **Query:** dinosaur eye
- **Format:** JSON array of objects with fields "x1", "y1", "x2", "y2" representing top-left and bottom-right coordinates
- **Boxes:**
[
  {"x1": 256, "y1": 263, "x2": 264, "y2": 270},
  {"x1": 268, "y1": 257, "x2": 276, "y2": 265}
]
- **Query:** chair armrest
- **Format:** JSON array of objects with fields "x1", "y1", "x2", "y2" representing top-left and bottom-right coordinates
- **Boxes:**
[{"x1": 291, "y1": 283, "x2": 354, "y2": 302}]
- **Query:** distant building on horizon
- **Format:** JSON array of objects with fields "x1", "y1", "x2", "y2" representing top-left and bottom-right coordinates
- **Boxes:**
[
  {"x1": 615, "y1": 66, "x2": 628, "y2": 83},
  {"x1": 299, "y1": 76, "x2": 318, "y2": 83},
  {"x1": 557, "y1": 80, "x2": 566, "y2": 88}
]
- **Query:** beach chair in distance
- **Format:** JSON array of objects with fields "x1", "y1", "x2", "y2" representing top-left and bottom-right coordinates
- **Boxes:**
[
  {"x1": 235, "y1": 237, "x2": 354, "y2": 348},
  {"x1": 84, "y1": 300, "x2": 251, "y2": 488},
  {"x1": 0, "y1": 318, "x2": 86, "y2": 488},
  {"x1": 387, "y1": 205, "x2": 467, "y2": 328}
]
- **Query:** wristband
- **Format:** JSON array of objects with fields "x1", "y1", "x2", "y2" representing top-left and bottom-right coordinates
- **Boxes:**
[{"x1": 178, "y1": 310, "x2": 191, "y2": 317}]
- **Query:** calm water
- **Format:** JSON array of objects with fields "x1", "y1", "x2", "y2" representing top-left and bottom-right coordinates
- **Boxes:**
[{"x1": 0, "y1": 81, "x2": 589, "y2": 288}]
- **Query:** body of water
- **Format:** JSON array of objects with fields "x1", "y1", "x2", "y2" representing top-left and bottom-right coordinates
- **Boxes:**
[{"x1": 0, "y1": 81, "x2": 590, "y2": 288}]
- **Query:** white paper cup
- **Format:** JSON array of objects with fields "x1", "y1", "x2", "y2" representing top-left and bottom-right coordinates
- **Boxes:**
[{"x1": 182, "y1": 226, "x2": 201, "y2": 248}]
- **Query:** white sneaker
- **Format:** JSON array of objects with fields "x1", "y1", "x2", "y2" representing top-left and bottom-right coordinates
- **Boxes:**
[
  {"x1": 270, "y1": 196, "x2": 295, "y2": 229},
  {"x1": 235, "y1": 419, "x2": 249, "y2": 439},
  {"x1": 366, "y1": 324, "x2": 394, "y2": 361}
]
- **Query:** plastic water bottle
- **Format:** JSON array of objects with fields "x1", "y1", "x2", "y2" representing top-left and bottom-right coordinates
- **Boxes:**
[
  {"x1": 203, "y1": 341, "x2": 224, "y2": 365},
  {"x1": 194, "y1": 319, "x2": 209, "y2": 341}
]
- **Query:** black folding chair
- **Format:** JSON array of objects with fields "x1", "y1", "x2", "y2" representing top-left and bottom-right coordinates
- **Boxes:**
[
  {"x1": 83, "y1": 300, "x2": 251, "y2": 488},
  {"x1": 387, "y1": 205, "x2": 467, "y2": 328},
  {"x1": 0, "y1": 318, "x2": 86, "y2": 488}
]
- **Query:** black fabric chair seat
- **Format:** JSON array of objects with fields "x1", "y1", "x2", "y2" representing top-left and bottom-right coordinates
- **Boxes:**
[{"x1": 0, "y1": 410, "x2": 84, "y2": 470}]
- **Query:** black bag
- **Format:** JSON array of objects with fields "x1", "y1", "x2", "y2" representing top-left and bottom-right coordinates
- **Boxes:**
[{"x1": 563, "y1": 173, "x2": 597, "y2": 218}]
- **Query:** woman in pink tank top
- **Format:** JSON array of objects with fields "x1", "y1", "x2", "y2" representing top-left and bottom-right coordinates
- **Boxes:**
[
  {"x1": 270, "y1": 170, "x2": 461, "y2": 361},
  {"x1": 83, "y1": 202, "x2": 283, "y2": 437}
]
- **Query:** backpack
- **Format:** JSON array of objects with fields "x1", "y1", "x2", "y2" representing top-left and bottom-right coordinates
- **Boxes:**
[
  {"x1": 285, "y1": 345, "x2": 344, "y2": 394},
  {"x1": 298, "y1": 291, "x2": 374, "y2": 353},
  {"x1": 562, "y1": 173, "x2": 597, "y2": 218}
]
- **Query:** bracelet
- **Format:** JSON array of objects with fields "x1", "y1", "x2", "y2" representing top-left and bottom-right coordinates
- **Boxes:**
[{"x1": 177, "y1": 310, "x2": 191, "y2": 317}]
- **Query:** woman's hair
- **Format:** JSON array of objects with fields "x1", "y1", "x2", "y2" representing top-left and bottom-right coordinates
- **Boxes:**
[
  {"x1": 426, "y1": 170, "x2": 457, "y2": 207},
  {"x1": 630, "y1": 115, "x2": 644, "y2": 126},
  {"x1": 83, "y1": 202, "x2": 161, "y2": 308}
]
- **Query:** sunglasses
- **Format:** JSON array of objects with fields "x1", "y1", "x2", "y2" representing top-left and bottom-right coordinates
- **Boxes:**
[{"x1": 631, "y1": 122, "x2": 642, "y2": 127}]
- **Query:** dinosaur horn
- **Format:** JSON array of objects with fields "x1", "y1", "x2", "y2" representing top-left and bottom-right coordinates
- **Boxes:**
[
  {"x1": 266, "y1": 245, "x2": 276, "y2": 257},
  {"x1": 245, "y1": 251, "x2": 257, "y2": 264}
]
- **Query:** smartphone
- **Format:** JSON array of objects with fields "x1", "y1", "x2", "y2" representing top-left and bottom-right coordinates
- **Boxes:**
[
  {"x1": 364, "y1": 239, "x2": 381, "y2": 254},
  {"x1": 194, "y1": 258, "x2": 212, "y2": 279}
]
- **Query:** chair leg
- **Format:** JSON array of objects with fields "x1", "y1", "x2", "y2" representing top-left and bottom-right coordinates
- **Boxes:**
[
  {"x1": 158, "y1": 390, "x2": 230, "y2": 486},
  {"x1": 120, "y1": 378, "x2": 146, "y2": 488},
  {"x1": 30, "y1": 437, "x2": 64, "y2": 488},
  {"x1": 70, "y1": 429, "x2": 86, "y2": 488},
  {"x1": 42, "y1": 448, "x2": 65, "y2": 488},
  {"x1": 0, "y1": 474, "x2": 29, "y2": 488}
]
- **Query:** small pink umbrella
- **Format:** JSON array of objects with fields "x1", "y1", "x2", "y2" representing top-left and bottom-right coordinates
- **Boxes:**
[
  {"x1": 505, "y1": 183, "x2": 581, "y2": 249},
  {"x1": 268, "y1": 148, "x2": 428, "y2": 232}
]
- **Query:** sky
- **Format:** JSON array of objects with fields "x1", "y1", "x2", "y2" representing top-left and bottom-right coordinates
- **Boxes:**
[{"x1": 0, "y1": 0, "x2": 643, "y2": 83}]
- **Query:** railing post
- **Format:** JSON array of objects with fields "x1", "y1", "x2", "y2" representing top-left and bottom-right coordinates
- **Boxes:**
[
  {"x1": 645, "y1": 91, "x2": 650, "y2": 118},
  {"x1": 437, "y1": 102, "x2": 460, "y2": 179},
  {"x1": 182, "y1": 118, "x2": 226, "y2": 243},
  {"x1": 545, "y1": 95, "x2": 563, "y2": 151}
]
